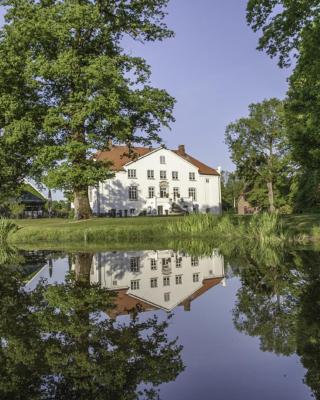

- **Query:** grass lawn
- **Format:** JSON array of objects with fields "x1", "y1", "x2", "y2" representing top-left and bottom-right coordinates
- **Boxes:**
[
  {"x1": 8, "y1": 213, "x2": 320, "y2": 247},
  {"x1": 10, "y1": 215, "x2": 183, "y2": 244}
]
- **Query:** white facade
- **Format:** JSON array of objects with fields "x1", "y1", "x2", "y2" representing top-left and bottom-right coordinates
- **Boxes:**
[
  {"x1": 91, "y1": 249, "x2": 225, "y2": 312},
  {"x1": 89, "y1": 146, "x2": 222, "y2": 216}
]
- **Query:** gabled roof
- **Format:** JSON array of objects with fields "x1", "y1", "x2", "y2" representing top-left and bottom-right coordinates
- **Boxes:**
[
  {"x1": 96, "y1": 145, "x2": 220, "y2": 176},
  {"x1": 96, "y1": 146, "x2": 153, "y2": 172},
  {"x1": 171, "y1": 150, "x2": 219, "y2": 176}
]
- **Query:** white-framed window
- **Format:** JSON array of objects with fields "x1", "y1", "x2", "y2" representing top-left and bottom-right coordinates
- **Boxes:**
[
  {"x1": 189, "y1": 172, "x2": 196, "y2": 181},
  {"x1": 150, "y1": 259, "x2": 157, "y2": 270},
  {"x1": 172, "y1": 171, "x2": 178, "y2": 180},
  {"x1": 173, "y1": 187, "x2": 180, "y2": 199},
  {"x1": 175, "y1": 275, "x2": 182, "y2": 285},
  {"x1": 148, "y1": 187, "x2": 155, "y2": 198},
  {"x1": 191, "y1": 256, "x2": 199, "y2": 266},
  {"x1": 128, "y1": 169, "x2": 136, "y2": 179},
  {"x1": 193, "y1": 273, "x2": 199, "y2": 283},
  {"x1": 163, "y1": 276, "x2": 170, "y2": 286},
  {"x1": 176, "y1": 257, "x2": 182, "y2": 268},
  {"x1": 147, "y1": 170, "x2": 154, "y2": 179},
  {"x1": 160, "y1": 155, "x2": 166, "y2": 164},
  {"x1": 162, "y1": 258, "x2": 170, "y2": 268},
  {"x1": 129, "y1": 186, "x2": 138, "y2": 201},
  {"x1": 160, "y1": 170, "x2": 167, "y2": 179},
  {"x1": 164, "y1": 292, "x2": 170, "y2": 302},
  {"x1": 189, "y1": 187, "x2": 197, "y2": 201},
  {"x1": 150, "y1": 278, "x2": 158, "y2": 288},
  {"x1": 131, "y1": 280, "x2": 140, "y2": 290},
  {"x1": 206, "y1": 178, "x2": 210, "y2": 183},
  {"x1": 130, "y1": 257, "x2": 140, "y2": 272},
  {"x1": 130, "y1": 208, "x2": 135, "y2": 215}
]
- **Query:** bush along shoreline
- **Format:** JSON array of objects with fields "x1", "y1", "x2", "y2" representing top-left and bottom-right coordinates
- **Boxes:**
[
  {"x1": 7, "y1": 213, "x2": 309, "y2": 246},
  {"x1": 0, "y1": 219, "x2": 20, "y2": 245}
]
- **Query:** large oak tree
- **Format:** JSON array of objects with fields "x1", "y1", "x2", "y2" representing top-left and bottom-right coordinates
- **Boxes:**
[{"x1": 0, "y1": 0, "x2": 175, "y2": 219}]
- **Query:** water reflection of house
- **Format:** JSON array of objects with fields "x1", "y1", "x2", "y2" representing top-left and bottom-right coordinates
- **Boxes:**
[{"x1": 91, "y1": 250, "x2": 225, "y2": 317}]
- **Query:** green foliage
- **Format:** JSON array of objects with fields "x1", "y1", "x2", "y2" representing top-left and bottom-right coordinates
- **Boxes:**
[
  {"x1": 8, "y1": 202, "x2": 25, "y2": 219},
  {"x1": 225, "y1": 98, "x2": 290, "y2": 212},
  {"x1": 0, "y1": 0, "x2": 175, "y2": 218},
  {"x1": 246, "y1": 1, "x2": 320, "y2": 172},
  {"x1": 221, "y1": 171, "x2": 244, "y2": 211},
  {"x1": 0, "y1": 218, "x2": 20, "y2": 244},
  {"x1": 246, "y1": 0, "x2": 318, "y2": 68},
  {"x1": 0, "y1": 251, "x2": 184, "y2": 399}
]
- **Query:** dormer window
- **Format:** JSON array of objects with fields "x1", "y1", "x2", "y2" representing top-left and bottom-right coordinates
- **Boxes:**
[
  {"x1": 160, "y1": 155, "x2": 166, "y2": 164},
  {"x1": 128, "y1": 169, "x2": 136, "y2": 179}
]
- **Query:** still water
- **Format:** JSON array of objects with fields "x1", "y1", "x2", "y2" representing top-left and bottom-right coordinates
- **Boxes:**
[{"x1": 1, "y1": 246, "x2": 319, "y2": 399}]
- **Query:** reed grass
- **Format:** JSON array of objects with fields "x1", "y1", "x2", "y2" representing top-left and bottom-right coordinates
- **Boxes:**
[{"x1": 0, "y1": 218, "x2": 20, "y2": 244}]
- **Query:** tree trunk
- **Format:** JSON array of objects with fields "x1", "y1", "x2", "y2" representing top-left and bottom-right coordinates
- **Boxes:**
[
  {"x1": 267, "y1": 181, "x2": 275, "y2": 213},
  {"x1": 73, "y1": 187, "x2": 92, "y2": 220}
]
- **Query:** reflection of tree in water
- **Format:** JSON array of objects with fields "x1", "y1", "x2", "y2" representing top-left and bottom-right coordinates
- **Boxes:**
[
  {"x1": 231, "y1": 247, "x2": 320, "y2": 398},
  {"x1": 0, "y1": 252, "x2": 184, "y2": 399}
]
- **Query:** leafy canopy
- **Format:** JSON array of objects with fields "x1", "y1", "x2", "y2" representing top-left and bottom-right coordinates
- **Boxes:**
[{"x1": 0, "y1": 0, "x2": 175, "y2": 192}]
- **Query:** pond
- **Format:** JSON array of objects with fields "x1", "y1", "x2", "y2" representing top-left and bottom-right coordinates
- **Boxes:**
[{"x1": 0, "y1": 244, "x2": 319, "y2": 399}]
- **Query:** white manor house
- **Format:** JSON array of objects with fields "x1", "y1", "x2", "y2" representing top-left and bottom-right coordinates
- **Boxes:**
[{"x1": 89, "y1": 144, "x2": 222, "y2": 216}]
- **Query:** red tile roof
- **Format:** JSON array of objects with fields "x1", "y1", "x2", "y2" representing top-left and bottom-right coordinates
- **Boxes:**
[{"x1": 96, "y1": 145, "x2": 220, "y2": 176}]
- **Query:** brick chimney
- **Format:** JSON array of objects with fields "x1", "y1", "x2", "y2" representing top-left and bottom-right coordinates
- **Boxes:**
[{"x1": 177, "y1": 144, "x2": 186, "y2": 156}]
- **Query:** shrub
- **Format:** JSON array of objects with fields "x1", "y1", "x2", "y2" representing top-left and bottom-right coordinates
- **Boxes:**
[{"x1": 0, "y1": 218, "x2": 20, "y2": 244}]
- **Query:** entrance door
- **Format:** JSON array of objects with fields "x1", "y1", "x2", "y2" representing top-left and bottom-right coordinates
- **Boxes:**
[{"x1": 157, "y1": 205, "x2": 163, "y2": 215}]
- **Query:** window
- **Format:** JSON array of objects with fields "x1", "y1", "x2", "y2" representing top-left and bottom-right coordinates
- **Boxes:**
[
  {"x1": 191, "y1": 256, "x2": 199, "y2": 266},
  {"x1": 189, "y1": 172, "x2": 195, "y2": 181},
  {"x1": 206, "y1": 178, "x2": 210, "y2": 183},
  {"x1": 128, "y1": 169, "x2": 136, "y2": 179},
  {"x1": 193, "y1": 273, "x2": 199, "y2": 283},
  {"x1": 129, "y1": 186, "x2": 138, "y2": 201},
  {"x1": 175, "y1": 275, "x2": 182, "y2": 285},
  {"x1": 160, "y1": 155, "x2": 166, "y2": 164},
  {"x1": 130, "y1": 257, "x2": 140, "y2": 272},
  {"x1": 173, "y1": 187, "x2": 180, "y2": 199},
  {"x1": 189, "y1": 188, "x2": 197, "y2": 201},
  {"x1": 160, "y1": 170, "x2": 167, "y2": 179},
  {"x1": 176, "y1": 257, "x2": 182, "y2": 268},
  {"x1": 162, "y1": 258, "x2": 170, "y2": 268},
  {"x1": 147, "y1": 170, "x2": 154, "y2": 179},
  {"x1": 148, "y1": 187, "x2": 155, "y2": 198},
  {"x1": 172, "y1": 171, "x2": 178, "y2": 180},
  {"x1": 163, "y1": 276, "x2": 170, "y2": 286},
  {"x1": 164, "y1": 292, "x2": 170, "y2": 302},
  {"x1": 150, "y1": 259, "x2": 157, "y2": 270},
  {"x1": 150, "y1": 278, "x2": 158, "y2": 288},
  {"x1": 131, "y1": 280, "x2": 140, "y2": 290},
  {"x1": 113, "y1": 280, "x2": 117, "y2": 286},
  {"x1": 160, "y1": 187, "x2": 168, "y2": 198},
  {"x1": 130, "y1": 208, "x2": 135, "y2": 215}
]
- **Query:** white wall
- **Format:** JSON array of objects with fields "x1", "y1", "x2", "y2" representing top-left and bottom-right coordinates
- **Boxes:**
[
  {"x1": 90, "y1": 147, "x2": 221, "y2": 215},
  {"x1": 91, "y1": 249, "x2": 225, "y2": 311}
]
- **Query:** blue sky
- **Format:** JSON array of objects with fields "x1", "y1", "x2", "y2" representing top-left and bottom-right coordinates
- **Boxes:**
[{"x1": 0, "y1": 1, "x2": 290, "y2": 197}]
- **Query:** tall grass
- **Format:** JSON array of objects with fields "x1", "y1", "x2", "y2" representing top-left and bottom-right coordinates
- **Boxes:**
[
  {"x1": 0, "y1": 218, "x2": 20, "y2": 244},
  {"x1": 168, "y1": 213, "x2": 291, "y2": 246}
]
